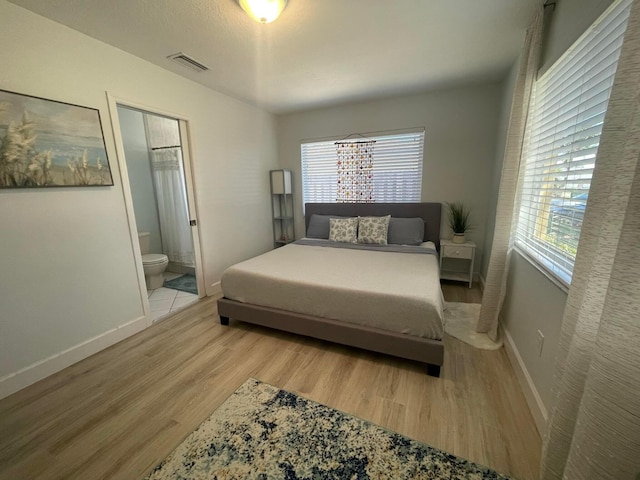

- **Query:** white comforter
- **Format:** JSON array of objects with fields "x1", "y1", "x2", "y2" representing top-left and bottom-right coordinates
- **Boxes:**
[{"x1": 221, "y1": 241, "x2": 444, "y2": 340}]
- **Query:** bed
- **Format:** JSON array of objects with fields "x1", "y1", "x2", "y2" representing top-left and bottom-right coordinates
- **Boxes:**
[{"x1": 217, "y1": 202, "x2": 444, "y2": 376}]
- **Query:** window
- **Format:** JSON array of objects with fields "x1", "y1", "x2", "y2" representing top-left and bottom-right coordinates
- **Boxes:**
[
  {"x1": 515, "y1": 0, "x2": 631, "y2": 285},
  {"x1": 301, "y1": 130, "x2": 424, "y2": 206}
]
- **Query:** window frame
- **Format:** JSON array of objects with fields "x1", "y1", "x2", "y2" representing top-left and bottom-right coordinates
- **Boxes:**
[
  {"x1": 514, "y1": 0, "x2": 631, "y2": 287},
  {"x1": 300, "y1": 129, "x2": 425, "y2": 209}
]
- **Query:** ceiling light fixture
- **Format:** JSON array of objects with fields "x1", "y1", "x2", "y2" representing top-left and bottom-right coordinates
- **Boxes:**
[{"x1": 238, "y1": 0, "x2": 288, "y2": 24}]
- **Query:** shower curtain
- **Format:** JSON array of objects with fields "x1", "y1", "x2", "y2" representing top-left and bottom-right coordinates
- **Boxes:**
[{"x1": 150, "y1": 147, "x2": 194, "y2": 266}]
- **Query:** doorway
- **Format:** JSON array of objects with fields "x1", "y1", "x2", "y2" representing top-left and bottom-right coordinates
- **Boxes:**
[{"x1": 113, "y1": 102, "x2": 204, "y2": 323}]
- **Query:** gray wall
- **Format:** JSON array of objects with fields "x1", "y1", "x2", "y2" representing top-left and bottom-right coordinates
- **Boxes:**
[
  {"x1": 541, "y1": 0, "x2": 616, "y2": 73},
  {"x1": 499, "y1": 0, "x2": 616, "y2": 416},
  {"x1": 277, "y1": 82, "x2": 503, "y2": 274},
  {"x1": 118, "y1": 107, "x2": 162, "y2": 254},
  {"x1": 502, "y1": 251, "x2": 566, "y2": 409}
]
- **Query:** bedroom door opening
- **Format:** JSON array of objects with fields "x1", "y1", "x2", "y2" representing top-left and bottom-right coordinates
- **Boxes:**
[{"x1": 108, "y1": 97, "x2": 205, "y2": 323}]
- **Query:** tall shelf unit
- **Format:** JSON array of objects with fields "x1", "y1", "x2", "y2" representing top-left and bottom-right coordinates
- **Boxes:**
[{"x1": 270, "y1": 169, "x2": 294, "y2": 248}]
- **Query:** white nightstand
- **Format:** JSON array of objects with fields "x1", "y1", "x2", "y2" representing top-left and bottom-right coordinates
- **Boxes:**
[{"x1": 439, "y1": 239, "x2": 476, "y2": 288}]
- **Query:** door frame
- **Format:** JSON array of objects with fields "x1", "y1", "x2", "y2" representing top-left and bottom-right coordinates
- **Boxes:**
[{"x1": 105, "y1": 93, "x2": 206, "y2": 323}]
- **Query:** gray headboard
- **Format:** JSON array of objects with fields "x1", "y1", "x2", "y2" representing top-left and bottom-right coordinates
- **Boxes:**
[{"x1": 304, "y1": 202, "x2": 442, "y2": 251}]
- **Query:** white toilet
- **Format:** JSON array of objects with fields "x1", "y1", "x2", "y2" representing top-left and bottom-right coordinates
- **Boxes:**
[{"x1": 138, "y1": 232, "x2": 169, "y2": 290}]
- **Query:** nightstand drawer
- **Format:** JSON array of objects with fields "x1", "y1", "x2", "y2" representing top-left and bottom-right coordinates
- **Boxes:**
[{"x1": 442, "y1": 245, "x2": 473, "y2": 259}]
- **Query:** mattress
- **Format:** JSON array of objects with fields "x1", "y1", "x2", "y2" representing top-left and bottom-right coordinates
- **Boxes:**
[{"x1": 220, "y1": 239, "x2": 445, "y2": 340}]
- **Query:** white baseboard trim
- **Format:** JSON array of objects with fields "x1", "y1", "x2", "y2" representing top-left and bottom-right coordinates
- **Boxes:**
[
  {"x1": 209, "y1": 281, "x2": 222, "y2": 297},
  {"x1": 0, "y1": 314, "x2": 149, "y2": 400},
  {"x1": 502, "y1": 326, "x2": 548, "y2": 436}
]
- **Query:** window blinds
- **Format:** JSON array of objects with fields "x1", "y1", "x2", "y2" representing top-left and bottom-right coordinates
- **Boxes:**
[
  {"x1": 301, "y1": 131, "x2": 424, "y2": 206},
  {"x1": 515, "y1": 0, "x2": 631, "y2": 285}
]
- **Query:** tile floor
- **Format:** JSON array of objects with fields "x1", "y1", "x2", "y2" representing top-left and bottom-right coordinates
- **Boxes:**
[{"x1": 147, "y1": 272, "x2": 199, "y2": 322}]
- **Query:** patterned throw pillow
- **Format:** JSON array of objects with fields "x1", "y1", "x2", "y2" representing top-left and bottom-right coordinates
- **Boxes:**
[
  {"x1": 358, "y1": 215, "x2": 391, "y2": 244},
  {"x1": 329, "y1": 217, "x2": 358, "y2": 243}
]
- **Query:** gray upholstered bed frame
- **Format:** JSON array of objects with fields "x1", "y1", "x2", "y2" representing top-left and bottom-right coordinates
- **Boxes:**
[{"x1": 217, "y1": 202, "x2": 444, "y2": 377}]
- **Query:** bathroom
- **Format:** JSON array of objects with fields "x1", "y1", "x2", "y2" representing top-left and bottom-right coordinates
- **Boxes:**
[{"x1": 117, "y1": 106, "x2": 200, "y2": 322}]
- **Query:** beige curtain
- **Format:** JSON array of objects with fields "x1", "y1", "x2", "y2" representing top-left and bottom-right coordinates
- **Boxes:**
[
  {"x1": 540, "y1": 1, "x2": 640, "y2": 478},
  {"x1": 477, "y1": 9, "x2": 543, "y2": 340}
]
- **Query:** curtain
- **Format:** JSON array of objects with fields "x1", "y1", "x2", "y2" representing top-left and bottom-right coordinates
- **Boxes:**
[
  {"x1": 336, "y1": 141, "x2": 375, "y2": 202},
  {"x1": 540, "y1": 1, "x2": 640, "y2": 478},
  {"x1": 150, "y1": 147, "x2": 194, "y2": 266},
  {"x1": 476, "y1": 9, "x2": 543, "y2": 340}
]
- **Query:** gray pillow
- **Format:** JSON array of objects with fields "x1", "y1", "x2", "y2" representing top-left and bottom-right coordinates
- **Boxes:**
[
  {"x1": 306, "y1": 214, "x2": 347, "y2": 239},
  {"x1": 387, "y1": 217, "x2": 425, "y2": 245}
]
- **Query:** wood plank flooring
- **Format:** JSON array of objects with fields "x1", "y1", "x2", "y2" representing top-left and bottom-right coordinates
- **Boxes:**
[{"x1": 0, "y1": 283, "x2": 541, "y2": 480}]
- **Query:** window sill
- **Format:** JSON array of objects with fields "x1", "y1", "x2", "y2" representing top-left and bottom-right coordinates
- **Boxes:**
[{"x1": 512, "y1": 246, "x2": 570, "y2": 295}]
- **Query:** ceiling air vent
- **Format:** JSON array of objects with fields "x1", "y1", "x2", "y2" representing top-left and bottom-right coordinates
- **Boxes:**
[{"x1": 167, "y1": 52, "x2": 209, "y2": 73}]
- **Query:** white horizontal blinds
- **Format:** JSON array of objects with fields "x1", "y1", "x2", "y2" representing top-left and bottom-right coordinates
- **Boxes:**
[
  {"x1": 516, "y1": 0, "x2": 631, "y2": 284},
  {"x1": 370, "y1": 132, "x2": 424, "y2": 202},
  {"x1": 301, "y1": 140, "x2": 338, "y2": 204},
  {"x1": 301, "y1": 131, "x2": 424, "y2": 205}
]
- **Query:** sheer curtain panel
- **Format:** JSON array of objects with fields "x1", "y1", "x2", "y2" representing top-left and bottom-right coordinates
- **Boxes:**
[
  {"x1": 477, "y1": 9, "x2": 544, "y2": 340},
  {"x1": 540, "y1": 0, "x2": 640, "y2": 478}
]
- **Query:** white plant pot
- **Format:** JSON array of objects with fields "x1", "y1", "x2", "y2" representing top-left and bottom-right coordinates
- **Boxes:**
[{"x1": 452, "y1": 233, "x2": 465, "y2": 244}]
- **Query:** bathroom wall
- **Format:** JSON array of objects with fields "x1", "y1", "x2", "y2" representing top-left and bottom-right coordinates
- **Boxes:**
[{"x1": 118, "y1": 107, "x2": 162, "y2": 254}]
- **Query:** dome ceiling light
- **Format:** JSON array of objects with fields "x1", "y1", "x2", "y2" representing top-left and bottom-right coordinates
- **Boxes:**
[{"x1": 238, "y1": 0, "x2": 288, "y2": 24}]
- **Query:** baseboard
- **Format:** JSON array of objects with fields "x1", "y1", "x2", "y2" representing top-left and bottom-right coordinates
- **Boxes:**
[
  {"x1": 502, "y1": 326, "x2": 548, "y2": 436},
  {"x1": 209, "y1": 281, "x2": 222, "y2": 297},
  {"x1": 0, "y1": 315, "x2": 149, "y2": 400},
  {"x1": 167, "y1": 263, "x2": 196, "y2": 276}
]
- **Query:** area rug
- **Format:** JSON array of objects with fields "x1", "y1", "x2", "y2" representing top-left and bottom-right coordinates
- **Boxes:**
[
  {"x1": 164, "y1": 274, "x2": 197, "y2": 295},
  {"x1": 145, "y1": 378, "x2": 512, "y2": 479},
  {"x1": 444, "y1": 302, "x2": 502, "y2": 350}
]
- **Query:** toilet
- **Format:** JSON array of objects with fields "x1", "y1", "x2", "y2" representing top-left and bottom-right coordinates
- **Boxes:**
[{"x1": 138, "y1": 232, "x2": 169, "y2": 290}]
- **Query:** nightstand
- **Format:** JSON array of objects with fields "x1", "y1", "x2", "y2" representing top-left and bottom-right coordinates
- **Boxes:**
[{"x1": 439, "y1": 239, "x2": 476, "y2": 288}]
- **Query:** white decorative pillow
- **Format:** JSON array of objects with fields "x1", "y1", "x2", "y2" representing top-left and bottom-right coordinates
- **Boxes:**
[
  {"x1": 329, "y1": 217, "x2": 358, "y2": 243},
  {"x1": 357, "y1": 215, "x2": 391, "y2": 244}
]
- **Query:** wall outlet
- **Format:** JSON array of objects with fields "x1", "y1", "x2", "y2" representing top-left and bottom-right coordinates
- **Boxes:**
[{"x1": 537, "y1": 330, "x2": 545, "y2": 357}]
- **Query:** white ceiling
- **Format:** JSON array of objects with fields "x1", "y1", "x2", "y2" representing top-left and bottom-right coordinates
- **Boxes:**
[{"x1": 8, "y1": 0, "x2": 540, "y2": 114}]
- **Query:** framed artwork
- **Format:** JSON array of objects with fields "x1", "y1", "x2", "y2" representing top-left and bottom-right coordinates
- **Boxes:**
[{"x1": 0, "y1": 88, "x2": 113, "y2": 188}]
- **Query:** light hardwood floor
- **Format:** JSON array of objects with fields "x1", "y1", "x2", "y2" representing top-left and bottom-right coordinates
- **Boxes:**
[{"x1": 0, "y1": 283, "x2": 541, "y2": 480}]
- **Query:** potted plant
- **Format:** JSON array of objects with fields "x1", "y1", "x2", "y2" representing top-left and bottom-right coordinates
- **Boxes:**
[{"x1": 446, "y1": 201, "x2": 471, "y2": 244}]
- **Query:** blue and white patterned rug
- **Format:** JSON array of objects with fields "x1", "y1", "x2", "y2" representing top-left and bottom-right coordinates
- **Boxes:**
[{"x1": 145, "y1": 378, "x2": 512, "y2": 479}]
